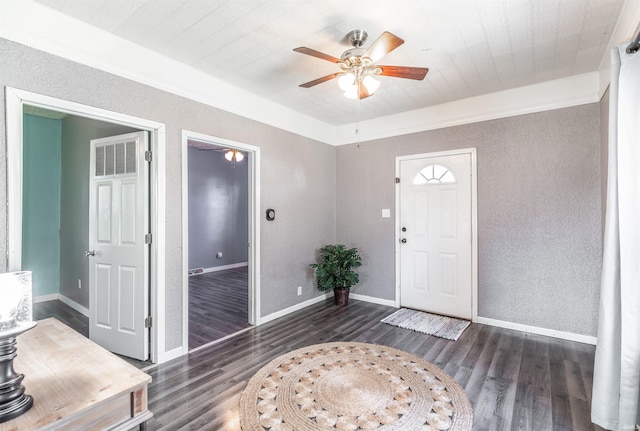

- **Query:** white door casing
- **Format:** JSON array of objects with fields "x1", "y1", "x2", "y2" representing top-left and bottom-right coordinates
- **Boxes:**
[
  {"x1": 398, "y1": 150, "x2": 475, "y2": 320},
  {"x1": 89, "y1": 131, "x2": 149, "y2": 360},
  {"x1": 6, "y1": 87, "x2": 169, "y2": 364},
  {"x1": 180, "y1": 130, "x2": 261, "y2": 354}
]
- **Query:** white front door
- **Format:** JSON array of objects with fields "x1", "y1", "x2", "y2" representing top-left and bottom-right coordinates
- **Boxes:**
[
  {"x1": 89, "y1": 131, "x2": 149, "y2": 360},
  {"x1": 399, "y1": 152, "x2": 473, "y2": 319}
]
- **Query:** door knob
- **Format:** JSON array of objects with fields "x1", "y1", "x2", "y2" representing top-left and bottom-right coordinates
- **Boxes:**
[
  {"x1": 400, "y1": 238, "x2": 407, "y2": 243},
  {"x1": 85, "y1": 250, "x2": 96, "y2": 257}
]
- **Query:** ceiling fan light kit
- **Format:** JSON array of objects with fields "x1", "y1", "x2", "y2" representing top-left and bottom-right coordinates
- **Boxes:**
[
  {"x1": 224, "y1": 149, "x2": 244, "y2": 162},
  {"x1": 294, "y1": 30, "x2": 429, "y2": 100}
]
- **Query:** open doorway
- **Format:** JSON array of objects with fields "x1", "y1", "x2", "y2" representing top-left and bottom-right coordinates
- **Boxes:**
[
  {"x1": 181, "y1": 130, "x2": 260, "y2": 351},
  {"x1": 6, "y1": 88, "x2": 166, "y2": 365},
  {"x1": 187, "y1": 140, "x2": 249, "y2": 348}
]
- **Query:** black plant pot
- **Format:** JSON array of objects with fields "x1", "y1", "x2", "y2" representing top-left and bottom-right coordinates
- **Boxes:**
[{"x1": 333, "y1": 288, "x2": 349, "y2": 306}]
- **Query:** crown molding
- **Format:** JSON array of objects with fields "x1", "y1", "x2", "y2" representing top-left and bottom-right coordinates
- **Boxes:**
[
  {"x1": 1, "y1": 0, "x2": 628, "y2": 147},
  {"x1": 0, "y1": 0, "x2": 334, "y2": 144},
  {"x1": 334, "y1": 72, "x2": 601, "y2": 145}
]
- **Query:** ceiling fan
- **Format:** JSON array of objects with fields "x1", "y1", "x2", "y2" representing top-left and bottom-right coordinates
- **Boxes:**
[
  {"x1": 191, "y1": 143, "x2": 245, "y2": 162},
  {"x1": 294, "y1": 30, "x2": 429, "y2": 100}
]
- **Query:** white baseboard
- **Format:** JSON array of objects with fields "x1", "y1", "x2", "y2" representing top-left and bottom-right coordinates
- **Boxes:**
[
  {"x1": 476, "y1": 316, "x2": 597, "y2": 345},
  {"x1": 258, "y1": 292, "x2": 332, "y2": 325},
  {"x1": 33, "y1": 293, "x2": 59, "y2": 303},
  {"x1": 32, "y1": 293, "x2": 90, "y2": 318},
  {"x1": 189, "y1": 262, "x2": 248, "y2": 276},
  {"x1": 349, "y1": 293, "x2": 396, "y2": 307},
  {"x1": 58, "y1": 294, "x2": 90, "y2": 318}
]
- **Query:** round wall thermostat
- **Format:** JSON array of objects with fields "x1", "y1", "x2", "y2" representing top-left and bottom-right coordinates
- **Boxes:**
[{"x1": 266, "y1": 209, "x2": 275, "y2": 221}]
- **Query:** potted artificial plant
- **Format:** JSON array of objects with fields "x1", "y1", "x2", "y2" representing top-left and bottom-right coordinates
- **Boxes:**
[{"x1": 310, "y1": 244, "x2": 362, "y2": 306}]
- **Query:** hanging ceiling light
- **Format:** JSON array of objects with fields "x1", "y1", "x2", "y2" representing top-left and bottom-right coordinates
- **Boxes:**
[
  {"x1": 224, "y1": 149, "x2": 244, "y2": 162},
  {"x1": 336, "y1": 66, "x2": 380, "y2": 99}
]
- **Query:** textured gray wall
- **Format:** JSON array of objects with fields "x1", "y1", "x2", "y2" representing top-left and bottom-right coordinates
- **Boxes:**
[
  {"x1": 59, "y1": 116, "x2": 137, "y2": 308},
  {"x1": 336, "y1": 105, "x2": 602, "y2": 336},
  {"x1": 600, "y1": 88, "x2": 609, "y2": 237},
  {"x1": 260, "y1": 136, "x2": 336, "y2": 315},
  {"x1": 0, "y1": 39, "x2": 336, "y2": 351},
  {"x1": 187, "y1": 145, "x2": 249, "y2": 269}
]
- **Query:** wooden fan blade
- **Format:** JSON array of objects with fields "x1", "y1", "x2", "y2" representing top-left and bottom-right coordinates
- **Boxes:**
[
  {"x1": 358, "y1": 81, "x2": 373, "y2": 99},
  {"x1": 378, "y1": 66, "x2": 429, "y2": 80},
  {"x1": 299, "y1": 73, "x2": 340, "y2": 88},
  {"x1": 293, "y1": 47, "x2": 342, "y2": 63},
  {"x1": 364, "y1": 31, "x2": 404, "y2": 63}
]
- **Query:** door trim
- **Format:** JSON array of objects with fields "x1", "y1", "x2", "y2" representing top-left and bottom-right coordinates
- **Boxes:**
[
  {"x1": 6, "y1": 87, "x2": 167, "y2": 363},
  {"x1": 181, "y1": 130, "x2": 261, "y2": 354},
  {"x1": 394, "y1": 148, "x2": 478, "y2": 322}
]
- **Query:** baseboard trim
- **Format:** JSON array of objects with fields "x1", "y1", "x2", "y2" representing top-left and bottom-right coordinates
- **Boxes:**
[
  {"x1": 258, "y1": 292, "x2": 332, "y2": 325},
  {"x1": 476, "y1": 316, "x2": 597, "y2": 345},
  {"x1": 189, "y1": 262, "x2": 248, "y2": 276},
  {"x1": 349, "y1": 293, "x2": 396, "y2": 307},
  {"x1": 58, "y1": 294, "x2": 90, "y2": 318},
  {"x1": 33, "y1": 293, "x2": 59, "y2": 303}
]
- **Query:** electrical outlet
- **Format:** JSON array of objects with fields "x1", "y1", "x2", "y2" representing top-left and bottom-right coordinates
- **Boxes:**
[{"x1": 297, "y1": 286, "x2": 302, "y2": 296}]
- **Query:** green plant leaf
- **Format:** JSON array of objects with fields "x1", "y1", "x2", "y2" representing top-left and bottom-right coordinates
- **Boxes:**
[{"x1": 310, "y1": 244, "x2": 362, "y2": 291}]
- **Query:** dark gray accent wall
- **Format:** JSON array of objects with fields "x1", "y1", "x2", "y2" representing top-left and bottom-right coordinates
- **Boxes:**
[
  {"x1": 0, "y1": 38, "x2": 336, "y2": 351},
  {"x1": 59, "y1": 116, "x2": 137, "y2": 308},
  {"x1": 188, "y1": 145, "x2": 248, "y2": 269},
  {"x1": 336, "y1": 104, "x2": 602, "y2": 337}
]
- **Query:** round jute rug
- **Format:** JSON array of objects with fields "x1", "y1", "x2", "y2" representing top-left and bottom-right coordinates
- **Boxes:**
[{"x1": 239, "y1": 342, "x2": 473, "y2": 431}]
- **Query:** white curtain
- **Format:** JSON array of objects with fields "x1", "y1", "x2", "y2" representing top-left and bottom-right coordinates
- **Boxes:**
[{"x1": 591, "y1": 43, "x2": 640, "y2": 430}]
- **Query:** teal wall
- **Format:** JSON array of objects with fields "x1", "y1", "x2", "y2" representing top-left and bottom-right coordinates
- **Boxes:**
[{"x1": 22, "y1": 114, "x2": 62, "y2": 297}]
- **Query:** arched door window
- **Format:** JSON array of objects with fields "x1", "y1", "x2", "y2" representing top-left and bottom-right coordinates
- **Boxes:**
[{"x1": 412, "y1": 164, "x2": 456, "y2": 185}]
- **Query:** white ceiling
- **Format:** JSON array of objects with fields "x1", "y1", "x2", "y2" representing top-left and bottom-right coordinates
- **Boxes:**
[{"x1": 3, "y1": 0, "x2": 639, "y2": 143}]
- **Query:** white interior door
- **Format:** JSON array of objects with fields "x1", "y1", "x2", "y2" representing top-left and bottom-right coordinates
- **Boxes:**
[
  {"x1": 89, "y1": 131, "x2": 149, "y2": 360},
  {"x1": 399, "y1": 152, "x2": 472, "y2": 319}
]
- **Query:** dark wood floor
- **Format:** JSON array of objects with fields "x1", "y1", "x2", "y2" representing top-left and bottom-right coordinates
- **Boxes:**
[
  {"x1": 189, "y1": 267, "x2": 250, "y2": 349},
  {"x1": 145, "y1": 298, "x2": 602, "y2": 431},
  {"x1": 33, "y1": 298, "x2": 89, "y2": 335},
  {"x1": 32, "y1": 266, "x2": 249, "y2": 368}
]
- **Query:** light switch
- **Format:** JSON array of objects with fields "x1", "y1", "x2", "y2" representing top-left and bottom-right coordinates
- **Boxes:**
[{"x1": 381, "y1": 209, "x2": 391, "y2": 218}]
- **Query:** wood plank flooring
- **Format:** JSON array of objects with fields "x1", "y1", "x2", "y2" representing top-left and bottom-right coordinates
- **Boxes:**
[
  {"x1": 33, "y1": 298, "x2": 89, "y2": 336},
  {"x1": 146, "y1": 299, "x2": 603, "y2": 431},
  {"x1": 32, "y1": 266, "x2": 249, "y2": 367},
  {"x1": 32, "y1": 300, "x2": 154, "y2": 369},
  {"x1": 189, "y1": 266, "x2": 250, "y2": 349}
]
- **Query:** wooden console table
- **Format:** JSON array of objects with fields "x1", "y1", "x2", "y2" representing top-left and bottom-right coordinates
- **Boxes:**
[{"x1": 1, "y1": 318, "x2": 152, "y2": 431}]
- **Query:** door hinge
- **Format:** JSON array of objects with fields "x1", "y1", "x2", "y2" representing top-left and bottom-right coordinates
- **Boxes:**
[
  {"x1": 144, "y1": 316, "x2": 152, "y2": 328},
  {"x1": 145, "y1": 233, "x2": 152, "y2": 244},
  {"x1": 145, "y1": 150, "x2": 152, "y2": 162},
  {"x1": 395, "y1": 177, "x2": 400, "y2": 184}
]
